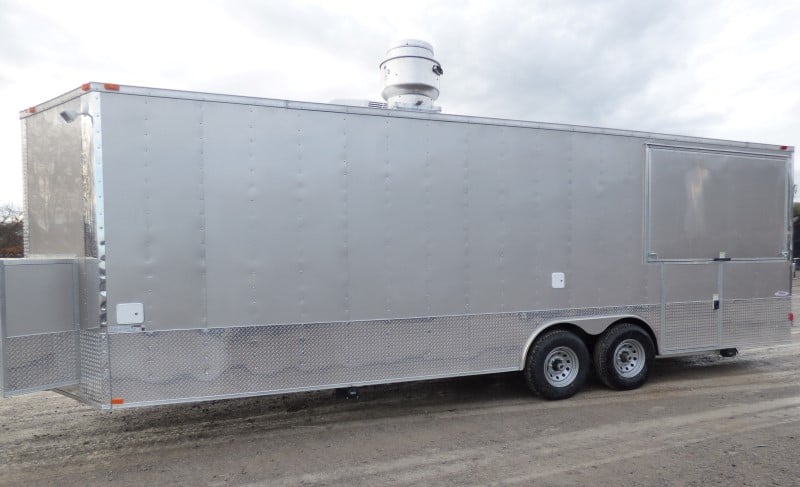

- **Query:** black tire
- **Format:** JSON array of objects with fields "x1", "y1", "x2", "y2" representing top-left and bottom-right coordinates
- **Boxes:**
[
  {"x1": 524, "y1": 329, "x2": 590, "y2": 400},
  {"x1": 593, "y1": 322, "x2": 655, "y2": 390}
]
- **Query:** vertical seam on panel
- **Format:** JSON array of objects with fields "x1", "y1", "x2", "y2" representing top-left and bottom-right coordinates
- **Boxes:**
[
  {"x1": 424, "y1": 120, "x2": 432, "y2": 315},
  {"x1": 497, "y1": 127, "x2": 508, "y2": 310},
  {"x1": 143, "y1": 98, "x2": 153, "y2": 327},
  {"x1": 295, "y1": 111, "x2": 307, "y2": 321},
  {"x1": 199, "y1": 102, "x2": 208, "y2": 327},
  {"x1": 383, "y1": 119, "x2": 392, "y2": 315},
  {"x1": 462, "y1": 126, "x2": 471, "y2": 314},
  {"x1": 248, "y1": 107, "x2": 257, "y2": 322},
  {"x1": 341, "y1": 114, "x2": 351, "y2": 321}
]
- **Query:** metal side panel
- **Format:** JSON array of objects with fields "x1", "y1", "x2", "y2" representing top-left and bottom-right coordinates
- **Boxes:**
[{"x1": 1, "y1": 259, "x2": 79, "y2": 396}]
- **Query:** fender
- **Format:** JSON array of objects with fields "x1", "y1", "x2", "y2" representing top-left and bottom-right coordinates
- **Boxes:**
[{"x1": 518, "y1": 314, "x2": 654, "y2": 369}]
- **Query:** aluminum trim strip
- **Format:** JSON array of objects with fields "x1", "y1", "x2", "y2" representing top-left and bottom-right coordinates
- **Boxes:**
[{"x1": 88, "y1": 92, "x2": 106, "y2": 326}]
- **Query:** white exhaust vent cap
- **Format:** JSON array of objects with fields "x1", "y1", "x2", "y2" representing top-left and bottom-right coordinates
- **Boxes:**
[{"x1": 380, "y1": 39, "x2": 443, "y2": 112}]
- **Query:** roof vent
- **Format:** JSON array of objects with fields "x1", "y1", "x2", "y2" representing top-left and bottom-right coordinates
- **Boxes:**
[
  {"x1": 330, "y1": 99, "x2": 388, "y2": 109},
  {"x1": 379, "y1": 39, "x2": 443, "y2": 112}
]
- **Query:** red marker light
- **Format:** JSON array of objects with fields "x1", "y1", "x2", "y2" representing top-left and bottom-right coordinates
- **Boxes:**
[
  {"x1": 81, "y1": 83, "x2": 91, "y2": 91},
  {"x1": 27, "y1": 107, "x2": 36, "y2": 113},
  {"x1": 103, "y1": 83, "x2": 120, "y2": 91},
  {"x1": 779, "y1": 145, "x2": 788, "y2": 150},
  {"x1": 789, "y1": 312, "x2": 794, "y2": 322}
]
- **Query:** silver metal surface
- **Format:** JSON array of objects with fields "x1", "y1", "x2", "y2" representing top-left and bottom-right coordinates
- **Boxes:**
[
  {"x1": 20, "y1": 120, "x2": 29, "y2": 255},
  {"x1": 2, "y1": 332, "x2": 78, "y2": 396},
  {"x1": 1, "y1": 259, "x2": 77, "y2": 336},
  {"x1": 103, "y1": 304, "x2": 655, "y2": 407},
  {"x1": 78, "y1": 329, "x2": 110, "y2": 407},
  {"x1": 613, "y1": 339, "x2": 645, "y2": 378},
  {"x1": 721, "y1": 297, "x2": 791, "y2": 348},
  {"x1": 22, "y1": 98, "x2": 86, "y2": 257},
  {"x1": 20, "y1": 296, "x2": 762, "y2": 409},
  {"x1": 723, "y1": 260, "x2": 790, "y2": 299},
  {"x1": 543, "y1": 346, "x2": 580, "y2": 387},
  {"x1": 647, "y1": 145, "x2": 790, "y2": 261},
  {"x1": 97, "y1": 94, "x2": 672, "y2": 331},
  {"x1": 663, "y1": 301, "x2": 719, "y2": 352},
  {"x1": 0, "y1": 259, "x2": 80, "y2": 396},
  {"x1": 0, "y1": 262, "x2": 5, "y2": 391},
  {"x1": 86, "y1": 92, "x2": 106, "y2": 326}
]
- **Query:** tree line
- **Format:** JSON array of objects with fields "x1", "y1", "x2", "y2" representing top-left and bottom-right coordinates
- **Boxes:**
[{"x1": 0, "y1": 204, "x2": 23, "y2": 257}]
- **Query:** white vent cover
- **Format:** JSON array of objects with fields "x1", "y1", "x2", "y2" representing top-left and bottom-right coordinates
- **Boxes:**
[{"x1": 379, "y1": 39, "x2": 443, "y2": 112}]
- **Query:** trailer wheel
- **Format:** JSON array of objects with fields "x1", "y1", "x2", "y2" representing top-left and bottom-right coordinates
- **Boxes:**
[
  {"x1": 593, "y1": 323, "x2": 655, "y2": 390},
  {"x1": 524, "y1": 330, "x2": 590, "y2": 400}
]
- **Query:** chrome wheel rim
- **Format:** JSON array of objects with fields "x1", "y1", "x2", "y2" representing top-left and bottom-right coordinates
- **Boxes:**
[
  {"x1": 613, "y1": 339, "x2": 645, "y2": 378},
  {"x1": 544, "y1": 346, "x2": 579, "y2": 387}
]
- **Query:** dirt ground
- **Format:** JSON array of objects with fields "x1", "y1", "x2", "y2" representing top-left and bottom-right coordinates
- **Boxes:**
[{"x1": 2, "y1": 297, "x2": 799, "y2": 486}]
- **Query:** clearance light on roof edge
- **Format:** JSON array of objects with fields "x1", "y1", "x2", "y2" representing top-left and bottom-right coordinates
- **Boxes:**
[
  {"x1": 780, "y1": 145, "x2": 788, "y2": 150},
  {"x1": 111, "y1": 397, "x2": 125, "y2": 405},
  {"x1": 79, "y1": 83, "x2": 121, "y2": 91}
]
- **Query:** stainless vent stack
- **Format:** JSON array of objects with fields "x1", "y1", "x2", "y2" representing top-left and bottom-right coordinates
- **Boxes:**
[{"x1": 380, "y1": 39, "x2": 443, "y2": 112}]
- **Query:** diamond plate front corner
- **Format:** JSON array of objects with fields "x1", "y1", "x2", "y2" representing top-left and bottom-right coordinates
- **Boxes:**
[{"x1": 78, "y1": 329, "x2": 111, "y2": 406}]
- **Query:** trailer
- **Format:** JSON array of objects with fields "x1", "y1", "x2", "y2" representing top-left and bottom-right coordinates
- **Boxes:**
[{"x1": 0, "y1": 41, "x2": 794, "y2": 409}]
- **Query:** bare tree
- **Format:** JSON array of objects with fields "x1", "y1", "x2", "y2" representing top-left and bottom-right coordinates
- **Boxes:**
[{"x1": 0, "y1": 203, "x2": 23, "y2": 257}]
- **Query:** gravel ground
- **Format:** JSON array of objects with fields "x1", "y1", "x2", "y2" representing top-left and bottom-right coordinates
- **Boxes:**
[{"x1": 1, "y1": 294, "x2": 799, "y2": 486}]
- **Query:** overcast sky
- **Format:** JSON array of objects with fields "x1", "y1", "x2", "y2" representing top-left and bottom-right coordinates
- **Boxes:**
[{"x1": 1, "y1": 0, "x2": 798, "y2": 205}]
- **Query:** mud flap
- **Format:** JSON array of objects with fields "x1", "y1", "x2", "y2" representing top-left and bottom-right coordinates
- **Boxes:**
[{"x1": 1, "y1": 259, "x2": 79, "y2": 396}]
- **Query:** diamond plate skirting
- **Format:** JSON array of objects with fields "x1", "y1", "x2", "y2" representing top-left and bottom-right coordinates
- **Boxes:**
[
  {"x1": 721, "y1": 297, "x2": 792, "y2": 348},
  {"x1": 100, "y1": 304, "x2": 660, "y2": 407},
  {"x1": 79, "y1": 330, "x2": 110, "y2": 406},
  {"x1": 2, "y1": 331, "x2": 78, "y2": 395},
  {"x1": 663, "y1": 301, "x2": 718, "y2": 351},
  {"x1": 56, "y1": 298, "x2": 789, "y2": 408},
  {"x1": 660, "y1": 296, "x2": 792, "y2": 353}
]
